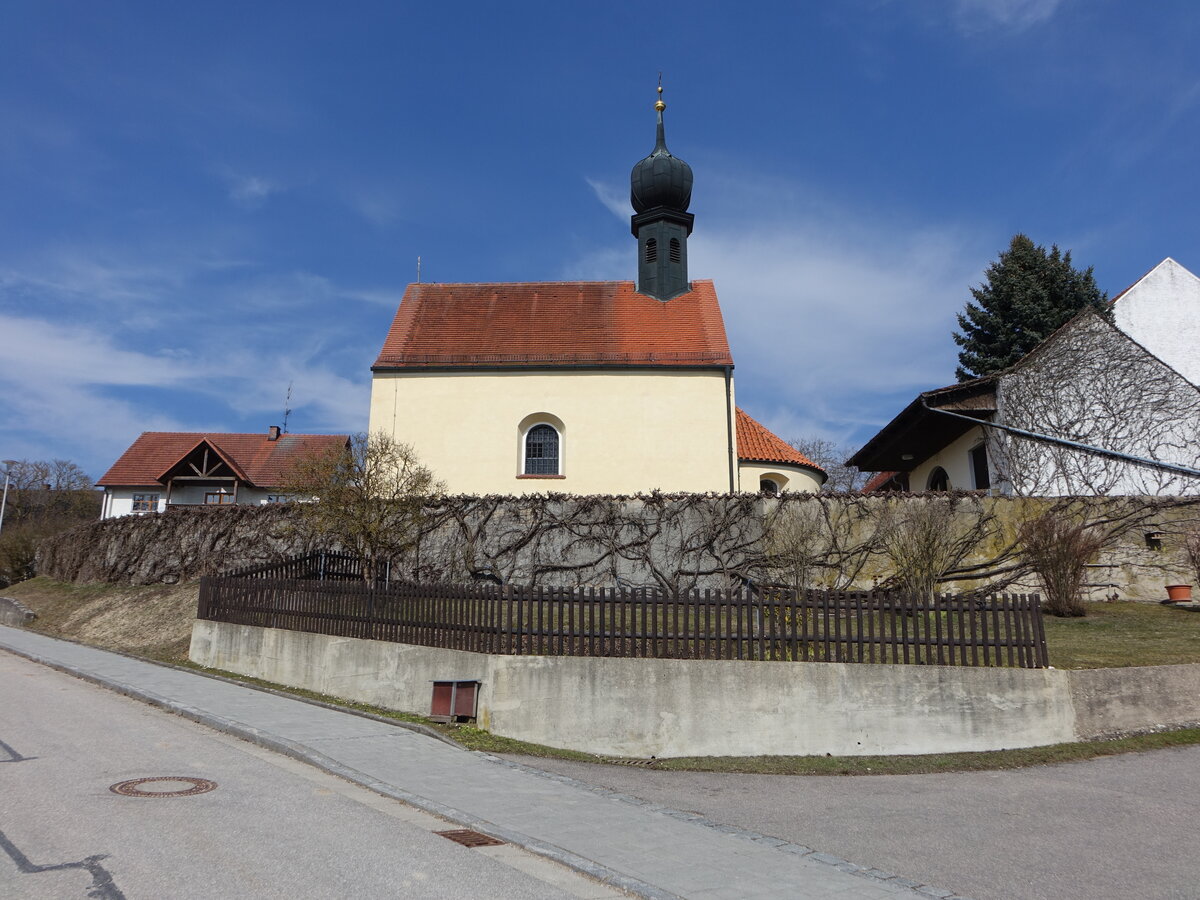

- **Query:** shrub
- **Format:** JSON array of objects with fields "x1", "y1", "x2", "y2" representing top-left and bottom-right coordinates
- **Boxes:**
[{"x1": 1019, "y1": 512, "x2": 1106, "y2": 617}]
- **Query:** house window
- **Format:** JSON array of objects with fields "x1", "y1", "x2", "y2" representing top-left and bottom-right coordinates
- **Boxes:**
[
  {"x1": 927, "y1": 467, "x2": 950, "y2": 491},
  {"x1": 205, "y1": 491, "x2": 234, "y2": 505},
  {"x1": 266, "y1": 494, "x2": 290, "y2": 504},
  {"x1": 645, "y1": 238, "x2": 657, "y2": 263},
  {"x1": 524, "y1": 424, "x2": 560, "y2": 475},
  {"x1": 669, "y1": 237, "x2": 681, "y2": 263},
  {"x1": 131, "y1": 493, "x2": 159, "y2": 513},
  {"x1": 760, "y1": 478, "x2": 781, "y2": 496},
  {"x1": 969, "y1": 444, "x2": 991, "y2": 490}
]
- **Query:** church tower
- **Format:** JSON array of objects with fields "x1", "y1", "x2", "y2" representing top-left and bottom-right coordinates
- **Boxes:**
[{"x1": 630, "y1": 85, "x2": 694, "y2": 301}]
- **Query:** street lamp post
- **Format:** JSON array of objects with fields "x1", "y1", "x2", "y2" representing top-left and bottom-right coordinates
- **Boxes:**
[{"x1": 0, "y1": 460, "x2": 16, "y2": 540}]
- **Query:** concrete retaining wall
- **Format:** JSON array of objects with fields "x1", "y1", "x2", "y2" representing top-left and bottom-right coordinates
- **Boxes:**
[
  {"x1": 0, "y1": 597, "x2": 36, "y2": 628},
  {"x1": 188, "y1": 620, "x2": 1200, "y2": 757}
]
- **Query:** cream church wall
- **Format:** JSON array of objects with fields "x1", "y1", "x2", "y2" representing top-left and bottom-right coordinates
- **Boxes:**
[
  {"x1": 737, "y1": 461, "x2": 823, "y2": 494},
  {"x1": 909, "y1": 425, "x2": 989, "y2": 492},
  {"x1": 369, "y1": 368, "x2": 735, "y2": 495}
]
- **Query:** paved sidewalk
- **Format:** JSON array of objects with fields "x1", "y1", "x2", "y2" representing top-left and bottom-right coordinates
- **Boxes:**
[{"x1": 0, "y1": 626, "x2": 968, "y2": 900}]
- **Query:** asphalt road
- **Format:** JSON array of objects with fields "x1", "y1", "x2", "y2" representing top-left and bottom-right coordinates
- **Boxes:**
[
  {"x1": 508, "y1": 748, "x2": 1200, "y2": 900},
  {"x1": 0, "y1": 651, "x2": 622, "y2": 900}
]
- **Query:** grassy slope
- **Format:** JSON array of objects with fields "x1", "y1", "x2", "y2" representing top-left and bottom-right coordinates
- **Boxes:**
[
  {"x1": 3, "y1": 576, "x2": 198, "y2": 663},
  {"x1": 5, "y1": 578, "x2": 1200, "y2": 774}
]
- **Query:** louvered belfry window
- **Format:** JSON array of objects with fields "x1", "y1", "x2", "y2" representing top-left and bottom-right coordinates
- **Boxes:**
[
  {"x1": 645, "y1": 238, "x2": 658, "y2": 263},
  {"x1": 669, "y1": 237, "x2": 681, "y2": 263},
  {"x1": 524, "y1": 424, "x2": 560, "y2": 475}
]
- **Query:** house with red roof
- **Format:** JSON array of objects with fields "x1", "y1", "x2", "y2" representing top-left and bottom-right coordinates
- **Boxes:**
[
  {"x1": 97, "y1": 428, "x2": 349, "y2": 518},
  {"x1": 367, "y1": 90, "x2": 824, "y2": 495}
]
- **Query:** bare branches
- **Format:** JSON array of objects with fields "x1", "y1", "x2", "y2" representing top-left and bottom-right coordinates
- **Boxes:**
[
  {"x1": 992, "y1": 314, "x2": 1200, "y2": 496},
  {"x1": 281, "y1": 431, "x2": 443, "y2": 583},
  {"x1": 876, "y1": 496, "x2": 997, "y2": 602},
  {"x1": 1019, "y1": 511, "x2": 1107, "y2": 616}
]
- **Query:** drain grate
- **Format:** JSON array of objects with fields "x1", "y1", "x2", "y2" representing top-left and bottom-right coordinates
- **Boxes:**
[
  {"x1": 109, "y1": 777, "x2": 218, "y2": 798},
  {"x1": 434, "y1": 829, "x2": 505, "y2": 848},
  {"x1": 601, "y1": 757, "x2": 658, "y2": 767}
]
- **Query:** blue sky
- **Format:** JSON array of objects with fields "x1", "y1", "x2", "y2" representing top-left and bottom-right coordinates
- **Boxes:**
[{"x1": 3, "y1": 0, "x2": 1199, "y2": 480}]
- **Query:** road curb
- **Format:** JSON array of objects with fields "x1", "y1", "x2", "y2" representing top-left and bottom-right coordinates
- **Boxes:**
[{"x1": 0, "y1": 637, "x2": 681, "y2": 900}]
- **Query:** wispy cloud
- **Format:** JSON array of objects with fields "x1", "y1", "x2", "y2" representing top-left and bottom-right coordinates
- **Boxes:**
[
  {"x1": 586, "y1": 177, "x2": 629, "y2": 219},
  {"x1": 228, "y1": 174, "x2": 279, "y2": 209},
  {"x1": 951, "y1": 0, "x2": 1063, "y2": 33}
]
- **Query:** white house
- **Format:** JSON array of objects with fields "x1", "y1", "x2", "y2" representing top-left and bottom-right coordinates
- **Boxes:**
[
  {"x1": 850, "y1": 308, "x2": 1200, "y2": 496},
  {"x1": 97, "y1": 428, "x2": 349, "y2": 518},
  {"x1": 1111, "y1": 257, "x2": 1200, "y2": 386}
]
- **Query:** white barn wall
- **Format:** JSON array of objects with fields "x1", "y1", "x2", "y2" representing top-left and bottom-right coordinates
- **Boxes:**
[{"x1": 1113, "y1": 258, "x2": 1200, "y2": 386}]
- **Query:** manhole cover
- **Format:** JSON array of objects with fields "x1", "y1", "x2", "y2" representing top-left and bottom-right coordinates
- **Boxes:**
[
  {"x1": 434, "y1": 829, "x2": 504, "y2": 848},
  {"x1": 109, "y1": 777, "x2": 218, "y2": 798}
]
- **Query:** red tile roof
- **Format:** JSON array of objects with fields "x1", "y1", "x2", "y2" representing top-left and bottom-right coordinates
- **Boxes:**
[
  {"x1": 735, "y1": 409, "x2": 825, "y2": 474},
  {"x1": 862, "y1": 470, "x2": 901, "y2": 492},
  {"x1": 373, "y1": 280, "x2": 733, "y2": 368},
  {"x1": 98, "y1": 432, "x2": 349, "y2": 488}
]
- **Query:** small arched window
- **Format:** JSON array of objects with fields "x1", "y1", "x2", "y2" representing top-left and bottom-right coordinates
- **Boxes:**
[
  {"x1": 645, "y1": 238, "x2": 658, "y2": 263},
  {"x1": 524, "y1": 424, "x2": 560, "y2": 475},
  {"x1": 669, "y1": 237, "x2": 681, "y2": 263},
  {"x1": 760, "y1": 478, "x2": 780, "y2": 496},
  {"x1": 927, "y1": 467, "x2": 950, "y2": 491}
]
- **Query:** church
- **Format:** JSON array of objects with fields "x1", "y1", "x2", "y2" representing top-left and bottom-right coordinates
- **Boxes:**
[{"x1": 368, "y1": 89, "x2": 824, "y2": 496}]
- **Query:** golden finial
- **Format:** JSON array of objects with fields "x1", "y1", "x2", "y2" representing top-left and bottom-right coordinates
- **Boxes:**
[{"x1": 655, "y1": 73, "x2": 666, "y2": 111}]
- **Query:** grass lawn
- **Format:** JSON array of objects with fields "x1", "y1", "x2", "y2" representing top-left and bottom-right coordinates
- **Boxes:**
[{"x1": 1043, "y1": 600, "x2": 1200, "y2": 668}]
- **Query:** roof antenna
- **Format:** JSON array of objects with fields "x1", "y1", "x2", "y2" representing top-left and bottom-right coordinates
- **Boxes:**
[
  {"x1": 416, "y1": 256, "x2": 422, "y2": 284},
  {"x1": 282, "y1": 381, "x2": 293, "y2": 434}
]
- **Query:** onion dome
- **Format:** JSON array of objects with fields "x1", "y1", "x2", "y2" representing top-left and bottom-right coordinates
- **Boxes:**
[{"x1": 630, "y1": 86, "x2": 692, "y2": 214}]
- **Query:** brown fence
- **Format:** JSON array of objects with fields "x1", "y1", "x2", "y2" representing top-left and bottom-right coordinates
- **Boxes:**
[{"x1": 198, "y1": 562, "x2": 1048, "y2": 668}]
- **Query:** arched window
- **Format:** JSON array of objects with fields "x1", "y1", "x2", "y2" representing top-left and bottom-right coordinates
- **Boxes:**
[
  {"x1": 524, "y1": 424, "x2": 560, "y2": 475},
  {"x1": 669, "y1": 237, "x2": 681, "y2": 263},
  {"x1": 927, "y1": 467, "x2": 950, "y2": 491},
  {"x1": 760, "y1": 478, "x2": 780, "y2": 496},
  {"x1": 645, "y1": 238, "x2": 657, "y2": 263}
]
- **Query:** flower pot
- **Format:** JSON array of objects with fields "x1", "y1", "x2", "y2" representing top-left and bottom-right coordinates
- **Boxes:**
[{"x1": 1166, "y1": 584, "x2": 1193, "y2": 602}]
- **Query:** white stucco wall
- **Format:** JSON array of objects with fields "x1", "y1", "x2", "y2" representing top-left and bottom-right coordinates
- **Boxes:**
[
  {"x1": 368, "y1": 368, "x2": 736, "y2": 495},
  {"x1": 737, "y1": 462, "x2": 824, "y2": 494},
  {"x1": 1113, "y1": 258, "x2": 1200, "y2": 387},
  {"x1": 101, "y1": 486, "x2": 278, "y2": 518},
  {"x1": 908, "y1": 426, "x2": 990, "y2": 492}
]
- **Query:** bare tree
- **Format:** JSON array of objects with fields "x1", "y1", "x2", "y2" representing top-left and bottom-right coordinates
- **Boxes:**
[
  {"x1": 282, "y1": 432, "x2": 443, "y2": 583},
  {"x1": 0, "y1": 458, "x2": 97, "y2": 586},
  {"x1": 787, "y1": 437, "x2": 869, "y2": 492},
  {"x1": 876, "y1": 496, "x2": 996, "y2": 603},
  {"x1": 990, "y1": 313, "x2": 1200, "y2": 496},
  {"x1": 1019, "y1": 511, "x2": 1107, "y2": 616}
]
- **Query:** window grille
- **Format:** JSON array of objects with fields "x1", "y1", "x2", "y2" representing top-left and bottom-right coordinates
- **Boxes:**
[
  {"x1": 524, "y1": 424, "x2": 560, "y2": 475},
  {"x1": 131, "y1": 493, "x2": 159, "y2": 513},
  {"x1": 669, "y1": 238, "x2": 681, "y2": 263},
  {"x1": 645, "y1": 238, "x2": 657, "y2": 263}
]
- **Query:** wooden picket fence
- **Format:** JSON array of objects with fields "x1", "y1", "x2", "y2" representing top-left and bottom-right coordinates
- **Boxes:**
[{"x1": 198, "y1": 555, "x2": 1048, "y2": 668}]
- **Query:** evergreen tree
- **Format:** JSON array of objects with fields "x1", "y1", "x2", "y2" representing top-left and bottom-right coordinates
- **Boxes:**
[{"x1": 953, "y1": 234, "x2": 1109, "y2": 381}]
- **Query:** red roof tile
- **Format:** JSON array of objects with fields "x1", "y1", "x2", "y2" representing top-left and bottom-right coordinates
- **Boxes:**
[
  {"x1": 862, "y1": 470, "x2": 901, "y2": 492},
  {"x1": 735, "y1": 409, "x2": 825, "y2": 474},
  {"x1": 98, "y1": 432, "x2": 350, "y2": 488},
  {"x1": 373, "y1": 280, "x2": 733, "y2": 368}
]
